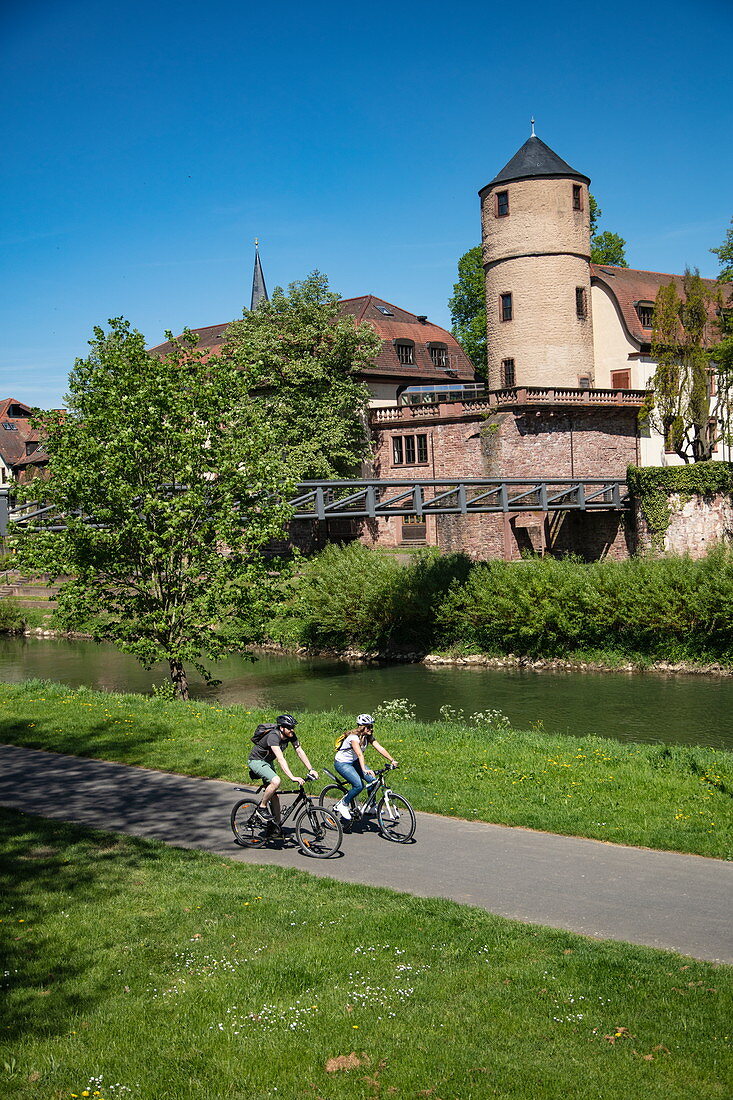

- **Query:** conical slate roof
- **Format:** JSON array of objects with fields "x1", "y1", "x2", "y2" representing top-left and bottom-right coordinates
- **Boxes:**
[
  {"x1": 486, "y1": 135, "x2": 589, "y2": 188},
  {"x1": 250, "y1": 243, "x2": 268, "y2": 310}
]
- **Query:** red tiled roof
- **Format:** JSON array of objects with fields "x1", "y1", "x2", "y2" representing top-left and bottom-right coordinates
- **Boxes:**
[
  {"x1": 148, "y1": 297, "x2": 476, "y2": 383},
  {"x1": 590, "y1": 265, "x2": 730, "y2": 347},
  {"x1": 338, "y1": 296, "x2": 475, "y2": 381},
  {"x1": 0, "y1": 398, "x2": 45, "y2": 469}
]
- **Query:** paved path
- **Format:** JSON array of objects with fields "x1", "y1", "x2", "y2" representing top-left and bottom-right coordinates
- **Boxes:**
[{"x1": 2, "y1": 743, "x2": 731, "y2": 965}]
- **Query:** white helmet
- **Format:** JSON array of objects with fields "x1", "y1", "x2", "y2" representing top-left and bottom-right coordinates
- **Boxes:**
[{"x1": 357, "y1": 713, "x2": 375, "y2": 726}]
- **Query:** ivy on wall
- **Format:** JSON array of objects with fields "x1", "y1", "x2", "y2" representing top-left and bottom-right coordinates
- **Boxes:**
[{"x1": 627, "y1": 462, "x2": 733, "y2": 552}]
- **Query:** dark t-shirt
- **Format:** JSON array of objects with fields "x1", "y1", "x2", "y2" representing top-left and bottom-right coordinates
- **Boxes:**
[{"x1": 249, "y1": 728, "x2": 300, "y2": 765}]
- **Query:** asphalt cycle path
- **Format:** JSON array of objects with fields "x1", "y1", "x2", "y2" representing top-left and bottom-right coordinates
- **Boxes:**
[{"x1": 1, "y1": 743, "x2": 731, "y2": 966}]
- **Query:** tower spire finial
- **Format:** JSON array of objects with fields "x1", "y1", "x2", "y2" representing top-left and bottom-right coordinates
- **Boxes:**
[{"x1": 530, "y1": 116, "x2": 536, "y2": 137}]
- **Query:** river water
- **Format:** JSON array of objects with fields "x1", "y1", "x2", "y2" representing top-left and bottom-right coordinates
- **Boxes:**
[{"x1": 0, "y1": 636, "x2": 730, "y2": 751}]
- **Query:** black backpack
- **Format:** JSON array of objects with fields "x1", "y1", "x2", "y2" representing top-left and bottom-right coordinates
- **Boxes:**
[{"x1": 251, "y1": 723, "x2": 279, "y2": 745}]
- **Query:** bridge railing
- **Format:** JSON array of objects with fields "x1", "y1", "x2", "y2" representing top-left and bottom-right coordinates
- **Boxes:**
[{"x1": 288, "y1": 478, "x2": 628, "y2": 519}]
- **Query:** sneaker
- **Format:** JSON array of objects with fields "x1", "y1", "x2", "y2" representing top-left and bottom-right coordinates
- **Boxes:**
[
  {"x1": 253, "y1": 806, "x2": 272, "y2": 825},
  {"x1": 334, "y1": 799, "x2": 352, "y2": 822}
]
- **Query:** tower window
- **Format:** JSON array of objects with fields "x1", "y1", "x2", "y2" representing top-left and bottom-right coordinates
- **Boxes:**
[
  {"x1": 572, "y1": 184, "x2": 582, "y2": 210},
  {"x1": 500, "y1": 293, "x2": 513, "y2": 322},
  {"x1": 575, "y1": 287, "x2": 587, "y2": 319},
  {"x1": 429, "y1": 345, "x2": 448, "y2": 368},
  {"x1": 501, "y1": 359, "x2": 516, "y2": 387},
  {"x1": 496, "y1": 190, "x2": 509, "y2": 217},
  {"x1": 395, "y1": 341, "x2": 415, "y2": 365}
]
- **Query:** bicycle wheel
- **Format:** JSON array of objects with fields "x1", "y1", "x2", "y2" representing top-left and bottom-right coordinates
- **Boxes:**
[
  {"x1": 230, "y1": 798, "x2": 269, "y2": 848},
  {"x1": 318, "y1": 784, "x2": 345, "y2": 812},
  {"x1": 377, "y1": 792, "x2": 416, "y2": 843},
  {"x1": 295, "y1": 805, "x2": 343, "y2": 858}
]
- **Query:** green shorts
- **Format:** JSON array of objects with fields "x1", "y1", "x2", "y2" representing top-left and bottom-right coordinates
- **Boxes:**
[{"x1": 248, "y1": 757, "x2": 278, "y2": 785}]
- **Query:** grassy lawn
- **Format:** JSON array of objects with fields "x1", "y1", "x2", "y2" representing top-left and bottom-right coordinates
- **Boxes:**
[
  {"x1": 0, "y1": 678, "x2": 731, "y2": 859},
  {"x1": 2, "y1": 808, "x2": 731, "y2": 1100}
]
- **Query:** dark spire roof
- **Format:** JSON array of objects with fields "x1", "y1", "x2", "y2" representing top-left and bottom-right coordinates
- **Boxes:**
[
  {"x1": 250, "y1": 240, "x2": 268, "y2": 310},
  {"x1": 486, "y1": 135, "x2": 590, "y2": 188}
]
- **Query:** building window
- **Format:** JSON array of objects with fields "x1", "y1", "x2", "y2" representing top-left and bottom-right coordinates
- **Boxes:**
[
  {"x1": 575, "y1": 286, "x2": 587, "y2": 319},
  {"x1": 636, "y1": 303, "x2": 654, "y2": 328},
  {"x1": 572, "y1": 184, "x2": 582, "y2": 210},
  {"x1": 395, "y1": 341, "x2": 414, "y2": 366},
  {"x1": 578, "y1": 375, "x2": 592, "y2": 390},
  {"x1": 429, "y1": 345, "x2": 448, "y2": 368},
  {"x1": 611, "y1": 370, "x2": 631, "y2": 390},
  {"x1": 401, "y1": 515, "x2": 427, "y2": 543},
  {"x1": 392, "y1": 433, "x2": 428, "y2": 466},
  {"x1": 500, "y1": 293, "x2": 513, "y2": 322},
  {"x1": 496, "y1": 190, "x2": 509, "y2": 217},
  {"x1": 501, "y1": 358, "x2": 516, "y2": 387}
]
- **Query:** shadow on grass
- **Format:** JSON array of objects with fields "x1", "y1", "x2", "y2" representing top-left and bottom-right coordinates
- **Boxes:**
[
  {"x1": 0, "y1": 715, "x2": 177, "y2": 770},
  {"x1": 0, "y1": 807, "x2": 181, "y2": 1042}
]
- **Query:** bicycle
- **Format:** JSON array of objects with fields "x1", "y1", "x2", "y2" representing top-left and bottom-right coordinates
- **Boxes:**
[
  {"x1": 318, "y1": 763, "x2": 416, "y2": 843},
  {"x1": 230, "y1": 776, "x2": 343, "y2": 858}
]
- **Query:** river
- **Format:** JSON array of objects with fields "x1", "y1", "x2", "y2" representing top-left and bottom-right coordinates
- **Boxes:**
[{"x1": 0, "y1": 635, "x2": 730, "y2": 751}]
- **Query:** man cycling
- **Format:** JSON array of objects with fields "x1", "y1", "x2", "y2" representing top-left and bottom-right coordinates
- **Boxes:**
[{"x1": 248, "y1": 714, "x2": 318, "y2": 833}]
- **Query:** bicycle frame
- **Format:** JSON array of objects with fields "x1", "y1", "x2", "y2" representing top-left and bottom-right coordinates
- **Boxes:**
[
  {"x1": 234, "y1": 782, "x2": 313, "y2": 827},
  {"x1": 322, "y1": 765, "x2": 394, "y2": 818}
]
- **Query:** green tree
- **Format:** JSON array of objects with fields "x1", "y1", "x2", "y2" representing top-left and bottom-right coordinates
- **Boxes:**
[
  {"x1": 710, "y1": 218, "x2": 733, "y2": 448},
  {"x1": 448, "y1": 245, "x2": 487, "y2": 378},
  {"x1": 13, "y1": 319, "x2": 294, "y2": 699},
  {"x1": 222, "y1": 272, "x2": 381, "y2": 479},
  {"x1": 711, "y1": 217, "x2": 733, "y2": 283},
  {"x1": 642, "y1": 270, "x2": 716, "y2": 462},
  {"x1": 589, "y1": 193, "x2": 628, "y2": 267}
]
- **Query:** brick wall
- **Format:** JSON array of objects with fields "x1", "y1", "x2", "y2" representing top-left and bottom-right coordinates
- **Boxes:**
[{"x1": 366, "y1": 404, "x2": 639, "y2": 560}]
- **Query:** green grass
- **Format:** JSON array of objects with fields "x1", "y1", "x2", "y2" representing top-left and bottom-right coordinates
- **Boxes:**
[
  {"x1": 1, "y1": 679, "x2": 731, "y2": 859},
  {"x1": 2, "y1": 809, "x2": 731, "y2": 1100}
]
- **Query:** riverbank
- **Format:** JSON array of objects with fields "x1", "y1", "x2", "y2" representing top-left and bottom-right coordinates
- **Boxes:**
[
  {"x1": 257, "y1": 639, "x2": 733, "y2": 676},
  {"x1": 1, "y1": 678, "x2": 730, "y2": 859}
]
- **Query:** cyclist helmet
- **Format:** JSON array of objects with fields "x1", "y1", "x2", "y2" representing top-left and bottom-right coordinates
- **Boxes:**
[
  {"x1": 277, "y1": 714, "x2": 297, "y2": 729},
  {"x1": 357, "y1": 713, "x2": 375, "y2": 727}
]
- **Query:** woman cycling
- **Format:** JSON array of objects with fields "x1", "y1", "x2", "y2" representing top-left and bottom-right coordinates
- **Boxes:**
[{"x1": 333, "y1": 713, "x2": 397, "y2": 822}]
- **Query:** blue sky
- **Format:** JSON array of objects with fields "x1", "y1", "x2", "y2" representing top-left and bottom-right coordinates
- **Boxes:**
[{"x1": 2, "y1": 0, "x2": 732, "y2": 407}]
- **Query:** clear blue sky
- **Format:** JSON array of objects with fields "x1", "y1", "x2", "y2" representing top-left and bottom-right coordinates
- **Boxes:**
[{"x1": 2, "y1": 0, "x2": 732, "y2": 407}]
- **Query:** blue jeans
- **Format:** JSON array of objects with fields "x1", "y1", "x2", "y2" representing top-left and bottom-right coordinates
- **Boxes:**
[{"x1": 335, "y1": 759, "x2": 371, "y2": 805}]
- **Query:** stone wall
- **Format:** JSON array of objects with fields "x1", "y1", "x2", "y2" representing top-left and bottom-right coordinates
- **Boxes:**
[{"x1": 634, "y1": 492, "x2": 733, "y2": 558}]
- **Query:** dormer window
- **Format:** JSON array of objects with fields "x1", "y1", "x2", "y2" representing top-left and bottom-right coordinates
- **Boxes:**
[
  {"x1": 496, "y1": 190, "x2": 509, "y2": 217},
  {"x1": 429, "y1": 345, "x2": 448, "y2": 368},
  {"x1": 572, "y1": 184, "x2": 582, "y2": 210},
  {"x1": 636, "y1": 302, "x2": 654, "y2": 329},
  {"x1": 395, "y1": 341, "x2": 415, "y2": 366}
]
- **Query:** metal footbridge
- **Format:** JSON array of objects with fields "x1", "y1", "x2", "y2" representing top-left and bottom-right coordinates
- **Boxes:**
[
  {"x1": 287, "y1": 477, "x2": 629, "y2": 520},
  {"x1": 0, "y1": 477, "x2": 629, "y2": 536}
]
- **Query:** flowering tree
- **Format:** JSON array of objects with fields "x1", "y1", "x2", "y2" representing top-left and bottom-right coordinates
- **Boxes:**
[{"x1": 13, "y1": 319, "x2": 293, "y2": 699}]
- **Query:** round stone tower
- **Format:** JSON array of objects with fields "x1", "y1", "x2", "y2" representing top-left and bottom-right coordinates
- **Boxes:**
[{"x1": 480, "y1": 131, "x2": 595, "y2": 390}]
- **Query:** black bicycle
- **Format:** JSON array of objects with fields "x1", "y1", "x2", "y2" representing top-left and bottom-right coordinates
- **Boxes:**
[
  {"x1": 318, "y1": 763, "x2": 416, "y2": 843},
  {"x1": 230, "y1": 777, "x2": 343, "y2": 858}
]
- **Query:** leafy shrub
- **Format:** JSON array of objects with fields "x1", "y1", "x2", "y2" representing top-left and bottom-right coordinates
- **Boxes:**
[
  {"x1": 0, "y1": 599, "x2": 25, "y2": 634},
  {"x1": 284, "y1": 543, "x2": 472, "y2": 652}
]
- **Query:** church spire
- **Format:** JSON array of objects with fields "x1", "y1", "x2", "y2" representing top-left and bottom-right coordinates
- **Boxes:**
[{"x1": 250, "y1": 239, "x2": 268, "y2": 310}]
